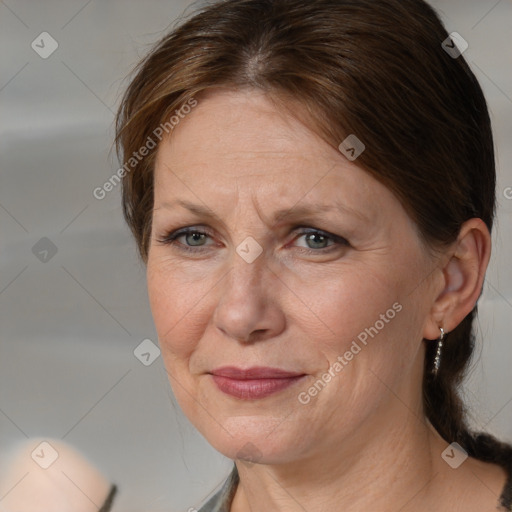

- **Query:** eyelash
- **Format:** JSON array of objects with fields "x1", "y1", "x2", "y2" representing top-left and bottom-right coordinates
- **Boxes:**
[{"x1": 155, "y1": 226, "x2": 349, "y2": 255}]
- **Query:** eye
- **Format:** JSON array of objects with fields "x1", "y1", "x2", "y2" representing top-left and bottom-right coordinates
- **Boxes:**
[
  {"x1": 155, "y1": 227, "x2": 214, "y2": 253},
  {"x1": 291, "y1": 227, "x2": 349, "y2": 253},
  {"x1": 155, "y1": 226, "x2": 349, "y2": 254}
]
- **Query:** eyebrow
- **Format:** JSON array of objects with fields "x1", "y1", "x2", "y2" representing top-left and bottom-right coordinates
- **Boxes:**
[{"x1": 153, "y1": 199, "x2": 369, "y2": 224}]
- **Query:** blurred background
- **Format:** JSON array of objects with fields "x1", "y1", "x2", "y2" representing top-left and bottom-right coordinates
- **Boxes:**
[{"x1": 0, "y1": 1, "x2": 511, "y2": 510}]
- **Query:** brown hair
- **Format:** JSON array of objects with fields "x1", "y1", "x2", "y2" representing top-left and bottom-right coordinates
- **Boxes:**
[{"x1": 115, "y1": 0, "x2": 511, "y2": 506}]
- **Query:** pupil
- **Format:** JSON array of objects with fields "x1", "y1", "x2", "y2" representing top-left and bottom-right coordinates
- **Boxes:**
[
  {"x1": 308, "y1": 233, "x2": 325, "y2": 248},
  {"x1": 190, "y1": 233, "x2": 204, "y2": 245}
]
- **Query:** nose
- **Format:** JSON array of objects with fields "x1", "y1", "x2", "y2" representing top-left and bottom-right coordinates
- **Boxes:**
[{"x1": 212, "y1": 248, "x2": 286, "y2": 344}]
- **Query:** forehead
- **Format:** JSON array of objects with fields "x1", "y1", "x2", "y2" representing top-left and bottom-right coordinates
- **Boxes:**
[
  {"x1": 153, "y1": 89, "x2": 400, "y2": 222},
  {"x1": 157, "y1": 89, "x2": 331, "y2": 171}
]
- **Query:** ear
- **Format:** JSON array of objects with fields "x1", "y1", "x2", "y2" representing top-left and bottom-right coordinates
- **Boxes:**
[{"x1": 422, "y1": 218, "x2": 492, "y2": 340}]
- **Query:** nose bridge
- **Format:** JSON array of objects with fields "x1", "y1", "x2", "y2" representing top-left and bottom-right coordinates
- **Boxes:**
[
  {"x1": 226, "y1": 240, "x2": 267, "y2": 296},
  {"x1": 211, "y1": 234, "x2": 276, "y2": 342},
  {"x1": 218, "y1": 189, "x2": 275, "y2": 299}
]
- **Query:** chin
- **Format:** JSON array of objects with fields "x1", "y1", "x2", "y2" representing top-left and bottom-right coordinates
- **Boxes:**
[{"x1": 196, "y1": 415, "x2": 306, "y2": 465}]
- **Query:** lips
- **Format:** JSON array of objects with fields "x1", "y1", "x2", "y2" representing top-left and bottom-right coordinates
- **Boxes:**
[
  {"x1": 210, "y1": 366, "x2": 306, "y2": 400},
  {"x1": 211, "y1": 366, "x2": 304, "y2": 379}
]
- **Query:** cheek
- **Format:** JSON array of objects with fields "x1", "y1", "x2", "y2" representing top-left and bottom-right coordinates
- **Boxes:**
[
  {"x1": 146, "y1": 261, "x2": 207, "y2": 360},
  {"x1": 302, "y1": 266, "x2": 401, "y2": 352},
  {"x1": 301, "y1": 261, "x2": 427, "y2": 399},
  {"x1": 294, "y1": 277, "x2": 423, "y2": 432}
]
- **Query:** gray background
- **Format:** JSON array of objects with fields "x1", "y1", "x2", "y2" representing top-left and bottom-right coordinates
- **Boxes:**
[{"x1": 0, "y1": 1, "x2": 511, "y2": 511}]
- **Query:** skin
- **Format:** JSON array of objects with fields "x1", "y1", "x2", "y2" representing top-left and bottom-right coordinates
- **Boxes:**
[
  {"x1": 147, "y1": 88, "x2": 506, "y2": 511},
  {"x1": 0, "y1": 438, "x2": 112, "y2": 511}
]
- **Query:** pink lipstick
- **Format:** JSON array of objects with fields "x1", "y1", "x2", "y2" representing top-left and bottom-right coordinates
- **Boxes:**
[{"x1": 210, "y1": 366, "x2": 306, "y2": 400}]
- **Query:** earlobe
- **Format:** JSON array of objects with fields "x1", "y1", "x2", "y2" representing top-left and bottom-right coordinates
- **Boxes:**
[{"x1": 424, "y1": 218, "x2": 491, "y2": 339}]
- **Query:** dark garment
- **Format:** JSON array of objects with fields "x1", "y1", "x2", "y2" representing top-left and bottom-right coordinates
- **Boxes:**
[
  {"x1": 100, "y1": 484, "x2": 117, "y2": 512},
  {"x1": 197, "y1": 463, "x2": 512, "y2": 512},
  {"x1": 198, "y1": 466, "x2": 239, "y2": 512}
]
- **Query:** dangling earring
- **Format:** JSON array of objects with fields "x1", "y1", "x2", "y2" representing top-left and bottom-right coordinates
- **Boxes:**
[{"x1": 433, "y1": 327, "x2": 445, "y2": 376}]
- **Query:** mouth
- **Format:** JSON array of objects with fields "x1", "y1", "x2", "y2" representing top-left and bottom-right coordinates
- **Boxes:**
[{"x1": 209, "y1": 366, "x2": 307, "y2": 400}]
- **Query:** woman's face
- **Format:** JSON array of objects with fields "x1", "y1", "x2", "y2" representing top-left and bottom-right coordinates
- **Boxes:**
[{"x1": 147, "y1": 89, "x2": 442, "y2": 465}]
